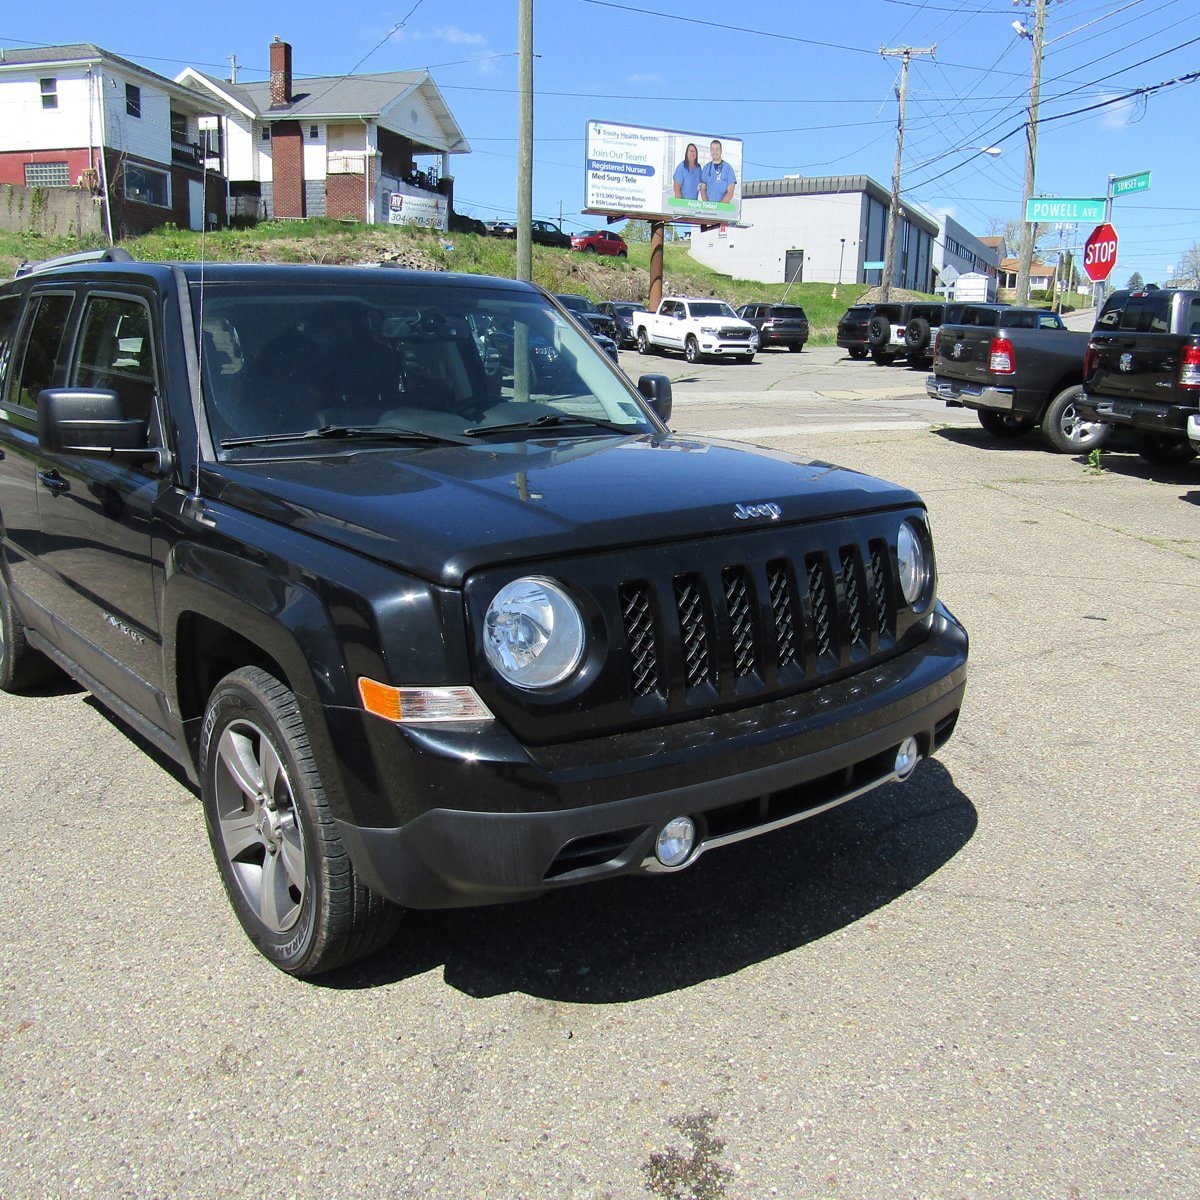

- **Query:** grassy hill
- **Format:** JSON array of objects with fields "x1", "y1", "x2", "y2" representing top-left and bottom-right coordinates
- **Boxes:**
[{"x1": 1, "y1": 220, "x2": 878, "y2": 343}]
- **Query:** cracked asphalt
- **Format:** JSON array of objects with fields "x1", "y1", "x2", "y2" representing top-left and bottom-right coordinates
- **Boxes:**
[{"x1": 2, "y1": 344, "x2": 1197, "y2": 1199}]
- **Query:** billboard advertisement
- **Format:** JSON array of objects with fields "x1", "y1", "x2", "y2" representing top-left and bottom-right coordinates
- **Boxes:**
[{"x1": 584, "y1": 120, "x2": 743, "y2": 225}]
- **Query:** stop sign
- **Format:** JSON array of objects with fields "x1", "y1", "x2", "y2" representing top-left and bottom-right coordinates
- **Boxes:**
[{"x1": 1083, "y1": 222, "x2": 1119, "y2": 282}]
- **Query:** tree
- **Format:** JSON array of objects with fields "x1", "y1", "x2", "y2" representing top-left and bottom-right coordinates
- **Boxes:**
[
  {"x1": 1176, "y1": 241, "x2": 1200, "y2": 288},
  {"x1": 1126, "y1": 271, "x2": 1144, "y2": 290}
]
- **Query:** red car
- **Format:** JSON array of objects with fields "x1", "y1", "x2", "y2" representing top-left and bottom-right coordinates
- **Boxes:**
[{"x1": 570, "y1": 229, "x2": 628, "y2": 258}]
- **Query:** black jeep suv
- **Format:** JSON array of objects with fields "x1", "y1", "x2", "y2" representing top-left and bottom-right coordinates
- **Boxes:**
[{"x1": 0, "y1": 250, "x2": 968, "y2": 976}]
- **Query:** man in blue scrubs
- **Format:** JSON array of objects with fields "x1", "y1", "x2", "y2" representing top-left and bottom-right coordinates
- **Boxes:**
[{"x1": 699, "y1": 140, "x2": 737, "y2": 204}]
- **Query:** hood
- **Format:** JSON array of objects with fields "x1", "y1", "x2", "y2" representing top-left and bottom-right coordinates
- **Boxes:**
[{"x1": 204, "y1": 433, "x2": 920, "y2": 585}]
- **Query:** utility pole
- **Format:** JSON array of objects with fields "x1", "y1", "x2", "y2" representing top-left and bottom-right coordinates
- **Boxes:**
[
  {"x1": 1015, "y1": 0, "x2": 1047, "y2": 305},
  {"x1": 516, "y1": 0, "x2": 533, "y2": 283},
  {"x1": 879, "y1": 45, "x2": 935, "y2": 302}
]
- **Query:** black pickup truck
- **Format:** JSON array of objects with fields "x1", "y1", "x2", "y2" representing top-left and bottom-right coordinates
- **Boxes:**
[
  {"x1": 0, "y1": 252, "x2": 968, "y2": 976},
  {"x1": 1077, "y1": 288, "x2": 1200, "y2": 465},
  {"x1": 926, "y1": 305, "x2": 1102, "y2": 453}
]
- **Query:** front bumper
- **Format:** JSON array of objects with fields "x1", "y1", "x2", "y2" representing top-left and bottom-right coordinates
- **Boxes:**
[
  {"x1": 336, "y1": 604, "x2": 969, "y2": 909},
  {"x1": 927, "y1": 375, "x2": 1015, "y2": 411},
  {"x1": 1077, "y1": 392, "x2": 1197, "y2": 436}
]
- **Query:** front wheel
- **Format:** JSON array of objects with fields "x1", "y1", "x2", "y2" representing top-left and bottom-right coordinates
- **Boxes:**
[
  {"x1": 684, "y1": 335, "x2": 700, "y2": 364},
  {"x1": 789, "y1": 343, "x2": 804, "y2": 353},
  {"x1": 977, "y1": 409, "x2": 1035, "y2": 438},
  {"x1": 1041, "y1": 385, "x2": 1110, "y2": 453},
  {"x1": 199, "y1": 666, "x2": 400, "y2": 976},
  {"x1": 636, "y1": 328, "x2": 651, "y2": 355},
  {"x1": 1134, "y1": 432, "x2": 1198, "y2": 465}
]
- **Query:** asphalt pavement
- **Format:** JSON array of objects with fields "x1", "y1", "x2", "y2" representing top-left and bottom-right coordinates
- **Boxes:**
[{"x1": 2, "y1": 345, "x2": 1197, "y2": 1199}]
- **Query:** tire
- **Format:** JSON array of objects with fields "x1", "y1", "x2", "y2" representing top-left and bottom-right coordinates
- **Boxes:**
[
  {"x1": 905, "y1": 318, "x2": 931, "y2": 354},
  {"x1": 871, "y1": 350, "x2": 897, "y2": 365},
  {"x1": 789, "y1": 343, "x2": 804, "y2": 353},
  {"x1": 1041, "y1": 385, "x2": 1110, "y2": 454},
  {"x1": 618, "y1": 250, "x2": 628, "y2": 259},
  {"x1": 199, "y1": 666, "x2": 401, "y2": 977},
  {"x1": 1134, "y1": 432, "x2": 1198, "y2": 465},
  {"x1": 584, "y1": 246, "x2": 596, "y2": 254},
  {"x1": 738, "y1": 354, "x2": 755, "y2": 364},
  {"x1": 684, "y1": 335, "x2": 700, "y2": 364},
  {"x1": 977, "y1": 409, "x2": 1035, "y2": 438},
  {"x1": 848, "y1": 347, "x2": 869, "y2": 360},
  {"x1": 636, "y1": 328, "x2": 651, "y2": 354},
  {"x1": 867, "y1": 315, "x2": 892, "y2": 351},
  {"x1": 0, "y1": 575, "x2": 56, "y2": 692}
]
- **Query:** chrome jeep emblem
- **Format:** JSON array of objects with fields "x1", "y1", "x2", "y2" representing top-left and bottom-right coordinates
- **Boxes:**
[
  {"x1": 951, "y1": 341, "x2": 964, "y2": 359},
  {"x1": 1119, "y1": 352, "x2": 1134, "y2": 372},
  {"x1": 734, "y1": 501, "x2": 782, "y2": 521}
]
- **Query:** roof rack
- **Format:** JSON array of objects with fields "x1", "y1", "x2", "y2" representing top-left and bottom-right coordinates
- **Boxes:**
[{"x1": 15, "y1": 246, "x2": 134, "y2": 278}]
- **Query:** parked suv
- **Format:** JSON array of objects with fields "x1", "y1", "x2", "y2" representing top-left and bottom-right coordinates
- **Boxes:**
[
  {"x1": 736, "y1": 303, "x2": 810, "y2": 352},
  {"x1": 0, "y1": 250, "x2": 967, "y2": 977},
  {"x1": 837, "y1": 305, "x2": 873, "y2": 359},
  {"x1": 1077, "y1": 288, "x2": 1200, "y2": 464}
]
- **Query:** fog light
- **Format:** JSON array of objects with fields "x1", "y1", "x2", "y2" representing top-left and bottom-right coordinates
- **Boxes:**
[
  {"x1": 895, "y1": 736, "x2": 921, "y2": 779},
  {"x1": 655, "y1": 816, "x2": 697, "y2": 867}
]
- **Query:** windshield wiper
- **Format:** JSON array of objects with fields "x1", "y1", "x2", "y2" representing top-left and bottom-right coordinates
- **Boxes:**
[
  {"x1": 462, "y1": 413, "x2": 640, "y2": 437},
  {"x1": 221, "y1": 424, "x2": 475, "y2": 449}
]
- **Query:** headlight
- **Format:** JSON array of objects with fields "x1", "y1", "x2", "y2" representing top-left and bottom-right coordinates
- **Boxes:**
[
  {"x1": 483, "y1": 576, "x2": 585, "y2": 689},
  {"x1": 897, "y1": 519, "x2": 933, "y2": 609}
]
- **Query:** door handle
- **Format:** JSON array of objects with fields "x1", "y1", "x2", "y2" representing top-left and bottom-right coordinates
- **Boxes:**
[{"x1": 38, "y1": 470, "x2": 69, "y2": 495}]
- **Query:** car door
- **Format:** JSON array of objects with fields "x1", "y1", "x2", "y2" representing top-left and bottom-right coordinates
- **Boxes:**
[
  {"x1": 32, "y1": 286, "x2": 169, "y2": 719},
  {"x1": 0, "y1": 287, "x2": 76, "y2": 626}
]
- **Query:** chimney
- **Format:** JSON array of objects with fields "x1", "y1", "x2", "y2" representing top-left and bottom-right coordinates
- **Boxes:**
[{"x1": 269, "y1": 37, "x2": 292, "y2": 109}]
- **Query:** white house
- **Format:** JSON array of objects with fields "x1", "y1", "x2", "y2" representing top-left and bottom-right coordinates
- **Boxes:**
[
  {"x1": 0, "y1": 43, "x2": 229, "y2": 237},
  {"x1": 176, "y1": 38, "x2": 471, "y2": 227}
]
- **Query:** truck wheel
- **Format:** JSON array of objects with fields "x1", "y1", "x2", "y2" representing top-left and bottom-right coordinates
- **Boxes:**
[
  {"x1": 848, "y1": 347, "x2": 868, "y2": 360},
  {"x1": 199, "y1": 666, "x2": 401, "y2": 976},
  {"x1": 636, "y1": 328, "x2": 651, "y2": 354},
  {"x1": 685, "y1": 336, "x2": 700, "y2": 364},
  {"x1": 977, "y1": 409, "x2": 1034, "y2": 438},
  {"x1": 867, "y1": 316, "x2": 892, "y2": 351},
  {"x1": 1041, "y1": 385, "x2": 1110, "y2": 454},
  {"x1": 1134, "y1": 432, "x2": 1198, "y2": 465},
  {"x1": 0, "y1": 576, "x2": 56, "y2": 693},
  {"x1": 871, "y1": 350, "x2": 896, "y2": 365}
]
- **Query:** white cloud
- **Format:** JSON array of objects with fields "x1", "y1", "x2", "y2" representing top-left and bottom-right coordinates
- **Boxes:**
[
  {"x1": 1099, "y1": 92, "x2": 1139, "y2": 129},
  {"x1": 628, "y1": 72, "x2": 663, "y2": 85},
  {"x1": 428, "y1": 26, "x2": 487, "y2": 46}
]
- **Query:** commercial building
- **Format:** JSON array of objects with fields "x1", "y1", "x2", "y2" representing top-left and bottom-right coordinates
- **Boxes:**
[{"x1": 688, "y1": 174, "x2": 938, "y2": 292}]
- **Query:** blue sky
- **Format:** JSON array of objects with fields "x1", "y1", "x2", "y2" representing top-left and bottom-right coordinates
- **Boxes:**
[{"x1": 8, "y1": 0, "x2": 1198, "y2": 283}]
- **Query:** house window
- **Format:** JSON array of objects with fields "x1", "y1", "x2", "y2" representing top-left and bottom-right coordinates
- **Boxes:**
[
  {"x1": 40, "y1": 78, "x2": 58, "y2": 109},
  {"x1": 261, "y1": 127, "x2": 271, "y2": 142},
  {"x1": 126, "y1": 83, "x2": 141, "y2": 118},
  {"x1": 310, "y1": 125, "x2": 319, "y2": 139},
  {"x1": 123, "y1": 164, "x2": 169, "y2": 208},
  {"x1": 171, "y1": 111, "x2": 188, "y2": 141},
  {"x1": 24, "y1": 162, "x2": 70, "y2": 188}
]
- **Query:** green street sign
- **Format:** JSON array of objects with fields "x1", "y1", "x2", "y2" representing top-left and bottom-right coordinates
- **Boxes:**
[
  {"x1": 1025, "y1": 197, "x2": 1105, "y2": 223},
  {"x1": 1112, "y1": 171, "x2": 1151, "y2": 197}
]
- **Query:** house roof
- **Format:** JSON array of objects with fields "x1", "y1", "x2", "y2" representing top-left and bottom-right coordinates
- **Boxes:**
[
  {"x1": 178, "y1": 67, "x2": 470, "y2": 154},
  {"x1": 0, "y1": 42, "x2": 201, "y2": 103},
  {"x1": 999, "y1": 256, "x2": 1054, "y2": 275}
]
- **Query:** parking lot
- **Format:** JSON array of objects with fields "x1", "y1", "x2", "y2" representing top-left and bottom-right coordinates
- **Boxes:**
[{"x1": 2, "y1": 345, "x2": 1198, "y2": 1199}]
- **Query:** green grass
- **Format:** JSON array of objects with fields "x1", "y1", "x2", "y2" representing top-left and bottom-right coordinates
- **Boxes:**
[{"x1": 1, "y1": 221, "x2": 878, "y2": 341}]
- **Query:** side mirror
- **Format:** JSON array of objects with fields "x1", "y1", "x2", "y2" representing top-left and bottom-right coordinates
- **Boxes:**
[
  {"x1": 637, "y1": 374, "x2": 673, "y2": 425},
  {"x1": 37, "y1": 388, "x2": 163, "y2": 468}
]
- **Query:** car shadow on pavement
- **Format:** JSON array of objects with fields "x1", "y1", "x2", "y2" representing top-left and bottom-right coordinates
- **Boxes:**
[{"x1": 321, "y1": 761, "x2": 976, "y2": 1000}]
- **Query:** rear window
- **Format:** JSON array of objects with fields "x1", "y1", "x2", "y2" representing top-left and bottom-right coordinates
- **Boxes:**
[
  {"x1": 769, "y1": 306, "x2": 807, "y2": 318},
  {"x1": 1118, "y1": 293, "x2": 1172, "y2": 334}
]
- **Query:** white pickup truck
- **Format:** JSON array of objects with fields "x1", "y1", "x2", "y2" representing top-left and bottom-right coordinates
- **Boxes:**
[{"x1": 632, "y1": 296, "x2": 759, "y2": 363}]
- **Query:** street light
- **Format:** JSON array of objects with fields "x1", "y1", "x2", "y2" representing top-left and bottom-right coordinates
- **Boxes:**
[{"x1": 836, "y1": 237, "x2": 846, "y2": 297}]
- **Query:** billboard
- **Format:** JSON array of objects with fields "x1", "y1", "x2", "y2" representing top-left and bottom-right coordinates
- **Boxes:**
[{"x1": 584, "y1": 120, "x2": 743, "y2": 225}]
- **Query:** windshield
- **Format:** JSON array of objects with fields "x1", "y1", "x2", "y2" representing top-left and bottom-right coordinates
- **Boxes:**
[
  {"x1": 193, "y1": 279, "x2": 655, "y2": 456},
  {"x1": 689, "y1": 302, "x2": 738, "y2": 319}
]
